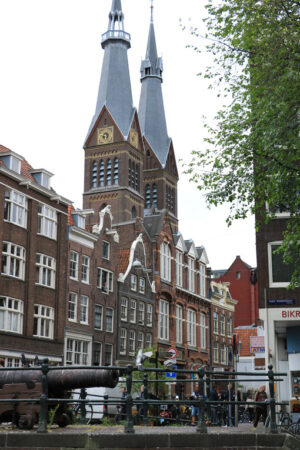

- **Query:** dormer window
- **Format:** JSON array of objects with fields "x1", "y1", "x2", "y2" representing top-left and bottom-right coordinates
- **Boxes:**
[
  {"x1": 30, "y1": 169, "x2": 53, "y2": 189},
  {"x1": 0, "y1": 153, "x2": 22, "y2": 174},
  {"x1": 10, "y1": 156, "x2": 21, "y2": 173}
]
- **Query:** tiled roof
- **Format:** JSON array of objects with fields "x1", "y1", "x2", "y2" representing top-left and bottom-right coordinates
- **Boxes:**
[
  {"x1": 0, "y1": 144, "x2": 35, "y2": 182},
  {"x1": 118, "y1": 249, "x2": 130, "y2": 275},
  {"x1": 67, "y1": 205, "x2": 75, "y2": 226}
]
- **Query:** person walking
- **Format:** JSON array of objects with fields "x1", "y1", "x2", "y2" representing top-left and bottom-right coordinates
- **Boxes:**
[
  {"x1": 253, "y1": 385, "x2": 268, "y2": 428},
  {"x1": 209, "y1": 385, "x2": 220, "y2": 425}
]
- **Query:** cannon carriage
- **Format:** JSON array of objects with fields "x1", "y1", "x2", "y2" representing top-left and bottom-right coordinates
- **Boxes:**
[{"x1": 0, "y1": 366, "x2": 119, "y2": 429}]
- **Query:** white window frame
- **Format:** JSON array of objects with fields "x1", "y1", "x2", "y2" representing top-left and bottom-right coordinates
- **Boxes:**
[
  {"x1": 97, "y1": 268, "x2": 113, "y2": 293},
  {"x1": 145, "y1": 333, "x2": 152, "y2": 348},
  {"x1": 220, "y1": 344, "x2": 226, "y2": 364},
  {"x1": 188, "y1": 257, "x2": 195, "y2": 292},
  {"x1": 160, "y1": 242, "x2": 171, "y2": 282},
  {"x1": 94, "y1": 304, "x2": 103, "y2": 330},
  {"x1": 139, "y1": 277, "x2": 145, "y2": 294},
  {"x1": 80, "y1": 295, "x2": 89, "y2": 325},
  {"x1": 33, "y1": 304, "x2": 54, "y2": 339},
  {"x1": 137, "y1": 332, "x2": 144, "y2": 350},
  {"x1": 68, "y1": 292, "x2": 77, "y2": 322},
  {"x1": 268, "y1": 241, "x2": 294, "y2": 287},
  {"x1": 2, "y1": 242, "x2": 26, "y2": 280},
  {"x1": 187, "y1": 308, "x2": 196, "y2": 347},
  {"x1": 200, "y1": 313, "x2": 207, "y2": 350},
  {"x1": 199, "y1": 263, "x2": 206, "y2": 297},
  {"x1": 131, "y1": 274, "x2": 137, "y2": 291},
  {"x1": 129, "y1": 330, "x2": 136, "y2": 356},
  {"x1": 36, "y1": 253, "x2": 56, "y2": 289},
  {"x1": 146, "y1": 304, "x2": 153, "y2": 327},
  {"x1": 213, "y1": 311, "x2": 218, "y2": 334},
  {"x1": 227, "y1": 317, "x2": 232, "y2": 337},
  {"x1": 4, "y1": 189, "x2": 27, "y2": 228},
  {"x1": 102, "y1": 241, "x2": 110, "y2": 260},
  {"x1": 70, "y1": 251, "x2": 79, "y2": 280},
  {"x1": 37, "y1": 204, "x2": 57, "y2": 240},
  {"x1": 176, "y1": 304, "x2": 183, "y2": 344},
  {"x1": 130, "y1": 300, "x2": 136, "y2": 323},
  {"x1": 81, "y1": 255, "x2": 90, "y2": 284},
  {"x1": 0, "y1": 296, "x2": 23, "y2": 334},
  {"x1": 176, "y1": 251, "x2": 183, "y2": 287},
  {"x1": 159, "y1": 299, "x2": 169, "y2": 341},
  {"x1": 121, "y1": 297, "x2": 128, "y2": 321},
  {"x1": 104, "y1": 343, "x2": 113, "y2": 366},
  {"x1": 138, "y1": 302, "x2": 145, "y2": 325},
  {"x1": 66, "y1": 338, "x2": 90, "y2": 365},
  {"x1": 213, "y1": 341, "x2": 219, "y2": 363},
  {"x1": 220, "y1": 314, "x2": 225, "y2": 336},
  {"x1": 106, "y1": 307, "x2": 114, "y2": 332},
  {"x1": 120, "y1": 328, "x2": 127, "y2": 355}
]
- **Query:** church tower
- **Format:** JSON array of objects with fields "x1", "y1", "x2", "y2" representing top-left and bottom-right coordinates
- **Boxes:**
[
  {"x1": 138, "y1": 3, "x2": 179, "y2": 230},
  {"x1": 83, "y1": 0, "x2": 144, "y2": 227}
]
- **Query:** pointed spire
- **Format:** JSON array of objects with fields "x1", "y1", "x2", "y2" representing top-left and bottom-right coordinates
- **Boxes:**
[
  {"x1": 85, "y1": 0, "x2": 135, "y2": 143},
  {"x1": 138, "y1": 2, "x2": 170, "y2": 166}
]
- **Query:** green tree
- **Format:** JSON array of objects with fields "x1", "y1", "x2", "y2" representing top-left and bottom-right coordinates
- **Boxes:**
[
  {"x1": 183, "y1": 0, "x2": 300, "y2": 287},
  {"x1": 131, "y1": 347, "x2": 167, "y2": 397}
]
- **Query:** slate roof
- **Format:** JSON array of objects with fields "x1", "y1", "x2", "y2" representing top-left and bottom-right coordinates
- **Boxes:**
[
  {"x1": 138, "y1": 20, "x2": 171, "y2": 167},
  {"x1": 85, "y1": 0, "x2": 135, "y2": 143},
  {"x1": 143, "y1": 211, "x2": 166, "y2": 239}
]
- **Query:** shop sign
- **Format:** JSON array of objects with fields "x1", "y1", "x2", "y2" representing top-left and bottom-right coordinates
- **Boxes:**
[
  {"x1": 250, "y1": 336, "x2": 265, "y2": 353},
  {"x1": 282, "y1": 310, "x2": 300, "y2": 318}
]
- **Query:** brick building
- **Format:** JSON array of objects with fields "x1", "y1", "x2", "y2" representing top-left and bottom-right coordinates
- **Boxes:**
[
  {"x1": 0, "y1": 1, "x2": 237, "y2": 395},
  {"x1": 0, "y1": 145, "x2": 71, "y2": 365},
  {"x1": 212, "y1": 255, "x2": 258, "y2": 327}
]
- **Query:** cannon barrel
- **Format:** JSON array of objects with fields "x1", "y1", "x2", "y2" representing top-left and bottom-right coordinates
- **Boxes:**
[{"x1": 0, "y1": 368, "x2": 119, "y2": 390}]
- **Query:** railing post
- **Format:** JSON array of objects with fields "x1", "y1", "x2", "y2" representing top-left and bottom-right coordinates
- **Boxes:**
[
  {"x1": 268, "y1": 364, "x2": 278, "y2": 433},
  {"x1": 103, "y1": 394, "x2": 109, "y2": 418},
  {"x1": 79, "y1": 388, "x2": 87, "y2": 424},
  {"x1": 37, "y1": 360, "x2": 49, "y2": 433},
  {"x1": 124, "y1": 364, "x2": 135, "y2": 434},
  {"x1": 197, "y1": 368, "x2": 207, "y2": 433},
  {"x1": 143, "y1": 373, "x2": 149, "y2": 425},
  {"x1": 206, "y1": 372, "x2": 211, "y2": 423}
]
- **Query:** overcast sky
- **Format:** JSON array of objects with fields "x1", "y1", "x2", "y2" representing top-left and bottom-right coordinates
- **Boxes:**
[{"x1": 0, "y1": 0, "x2": 256, "y2": 271}]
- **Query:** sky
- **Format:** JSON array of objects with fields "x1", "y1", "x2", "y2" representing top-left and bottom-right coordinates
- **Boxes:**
[{"x1": 0, "y1": 0, "x2": 257, "y2": 271}]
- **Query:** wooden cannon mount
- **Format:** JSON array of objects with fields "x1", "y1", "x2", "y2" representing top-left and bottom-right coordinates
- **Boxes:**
[{"x1": 0, "y1": 368, "x2": 119, "y2": 429}]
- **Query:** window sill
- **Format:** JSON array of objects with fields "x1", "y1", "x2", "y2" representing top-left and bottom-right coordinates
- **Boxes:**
[
  {"x1": 4, "y1": 219, "x2": 27, "y2": 229},
  {"x1": 35, "y1": 283, "x2": 55, "y2": 290},
  {"x1": 1, "y1": 273, "x2": 25, "y2": 281},
  {"x1": 37, "y1": 233, "x2": 57, "y2": 241}
]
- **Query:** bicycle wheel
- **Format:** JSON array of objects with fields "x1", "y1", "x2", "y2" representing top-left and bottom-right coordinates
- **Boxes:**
[{"x1": 288, "y1": 422, "x2": 300, "y2": 435}]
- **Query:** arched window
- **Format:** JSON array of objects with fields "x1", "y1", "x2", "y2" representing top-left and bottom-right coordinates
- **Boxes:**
[
  {"x1": 92, "y1": 161, "x2": 97, "y2": 187},
  {"x1": 152, "y1": 184, "x2": 157, "y2": 207},
  {"x1": 113, "y1": 158, "x2": 119, "y2": 185},
  {"x1": 145, "y1": 185, "x2": 151, "y2": 209},
  {"x1": 131, "y1": 162, "x2": 135, "y2": 188},
  {"x1": 131, "y1": 206, "x2": 136, "y2": 218},
  {"x1": 106, "y1": 159, "x2": 111, "y2": 186},
  {"x1": 160, "y1": 242, "x2": 171, "y2": 282},
  {"x1": 99, "y1": 160, "x2": 105, "y2": 187}
]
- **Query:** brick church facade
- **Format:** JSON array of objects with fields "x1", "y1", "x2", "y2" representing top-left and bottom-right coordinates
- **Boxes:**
[{"x1": 0, "y1": 0, "x2": 235, "y2": 394}]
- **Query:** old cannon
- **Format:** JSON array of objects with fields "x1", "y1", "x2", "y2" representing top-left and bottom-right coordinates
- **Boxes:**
[{"x1": 0, "y1": 367, "x2": 119, "y2": 429}]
